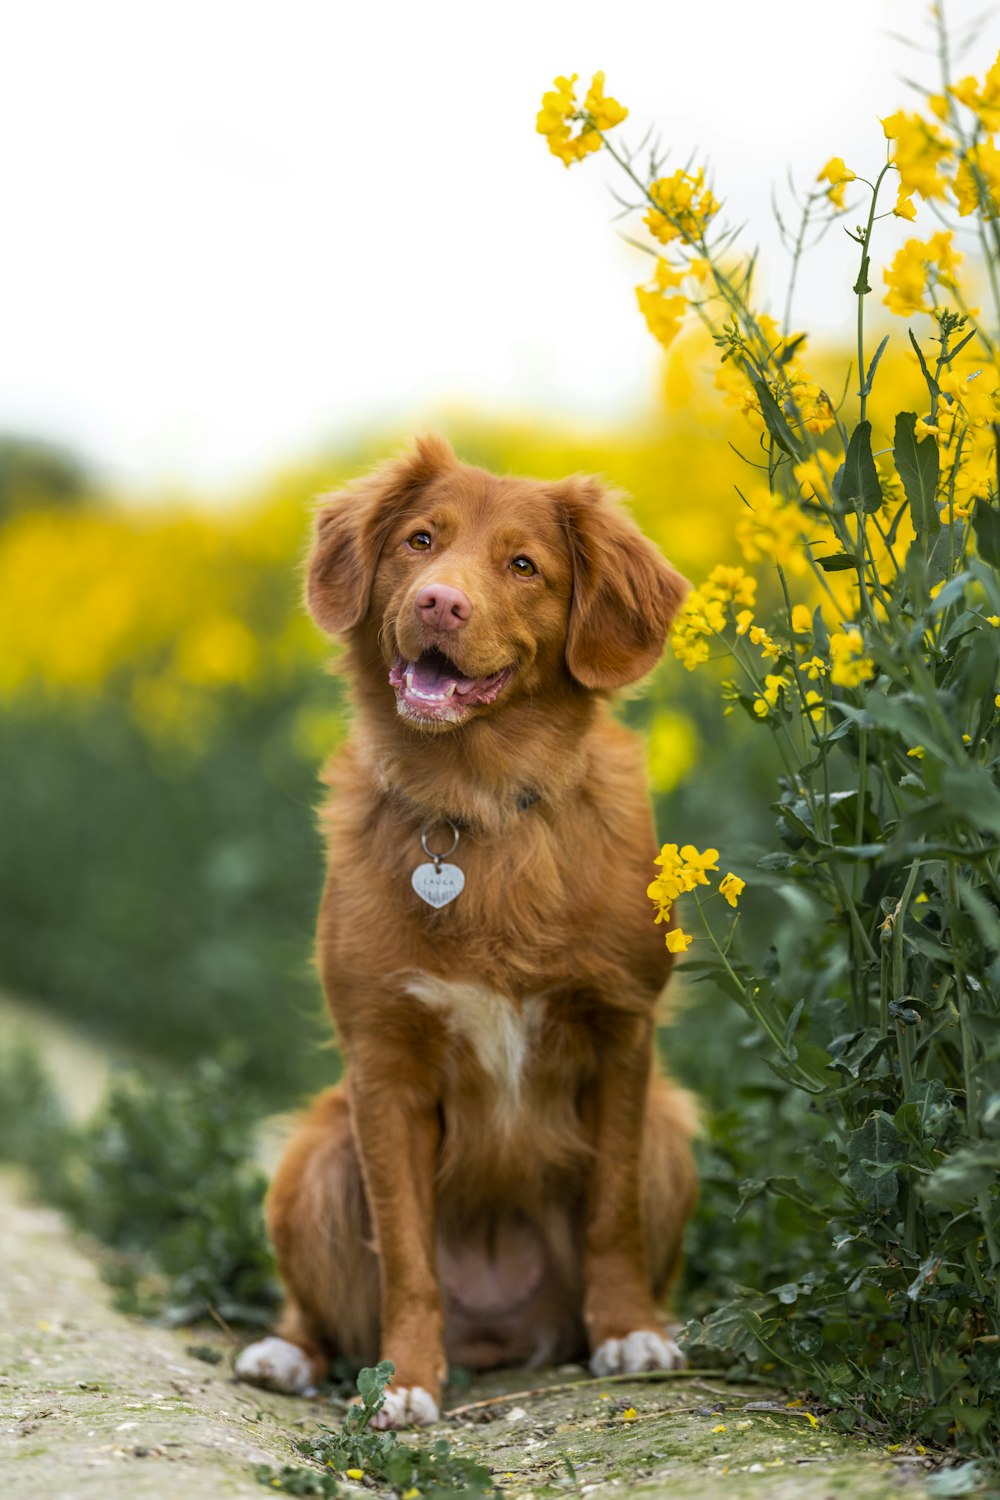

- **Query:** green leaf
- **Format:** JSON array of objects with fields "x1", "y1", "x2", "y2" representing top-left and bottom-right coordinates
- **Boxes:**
[
  {"x1": 972, "y1": 497, "x2": 1000, "y2": 567},
  {"x1": 846, "y1": 1112, "x2": 903, "y2": 1213},
  {"x1": 816, "y1": 552, "x2": 861, "y2": 572},
  {"x1": 854, "y1": 690, "x2": 946, "y2": 757},
  {"x1": 893, "y1": 411, "x2": 940, "y2": 537},
  {"x1": 691, "y1": 1295, "x2": 775, "y2": 1360},
  {"x1": 923, "y1": 1145, "x2": 1000, "y2": 1207},
  {"x1": 861, "y1": 334, "x2": 890, "y2": 396},
  {"x1": 908, "y1": 328, "x2": 940, "y2": 402},
  {"x1": 836, "y1": 420, "x2": 883, "y2": 513},
  {"x1": 942, "y1": 765, "x2": 1000, "y2": 836},
  {"x1": 958, "y1": 878, "x2": 1000, "y2": 949},
  {"x1": 752, "y1": 378, "x2": 803, "y2": 458}
]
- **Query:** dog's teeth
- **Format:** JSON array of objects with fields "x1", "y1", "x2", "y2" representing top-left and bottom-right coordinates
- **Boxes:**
[
  {"x1": 405, "y1": 669, "x2": 415, "y2": 691},
  {"x1": 444, "y1": 683, "x2": 456, "y2": 698}
]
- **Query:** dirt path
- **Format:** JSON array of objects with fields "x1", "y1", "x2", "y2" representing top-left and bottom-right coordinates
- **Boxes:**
[{"x1": 1, "y1": 1164, "x2": 947, "y2": 1500}]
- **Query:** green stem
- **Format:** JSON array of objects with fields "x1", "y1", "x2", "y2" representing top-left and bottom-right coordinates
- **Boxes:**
[
  {"x1": 856, "y1": 163, "x2": 895, "y2": 425},
  {"x1": 946, "y1": 863, "x2": 978, "y2": 1136}
]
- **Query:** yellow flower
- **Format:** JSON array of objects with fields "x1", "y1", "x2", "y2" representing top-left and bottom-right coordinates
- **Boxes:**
[
  {"x1": 954, "y1": 139, "x2": 1000, "y2": 220},
  {"x1": 940, "y1": 365, "x2": 1000, "y2": 426},
  {"x1": 794, "y1": 379, "x2": 836, "y2": 436},
  {"x1": 907, "y1": 746, "x2": 926, "y2": 759},
  {"x1": 670, "y1": 565, "x2": 757, "y2": 669},
  {"x1": 817, "y1": 156, "x2": 856, "y2": 209},
  {"x1": 829, "y1": 629, "x2": 874, "y2": 688},
  {"x1": 950, "y1": 51, "x2": 1000, "y2": 133},
  {"x1": 749, "y1": 624, "x2": 782, "y2": 662},
  {"x1": 793, "y1": 451, "x2": 840, "y2": 502},
  {"x1": 719, "y1": 872, "x2": 745, "y2": 908},
  {"x1": 536, "y1": 71, "x2": 626, "y2": 167},
  {"x1": 636, "y1": 286, "x2": 687, "y2": 350},
  {"x1": 648, "y1": 869, "x2": 683, "y2": 917},
  {"x1": 636, "y1": 259, "x2": 688, "y2": 350},
  {"x1": 791, "y1": 605, "x2": 813, "y2": 635},
  {"x1": 583, "y1": 71, "x2": 628, "y2": 131},
  {"x1": 883, "y1": 231, "x2": 962, "y2": 317},
  {"x1": 650, "y1": 843, "x2": 723, "y2": 946},
  {"x1": 622, "y1": 1407, "x2": 639, "y2": 1420},
  {"x1": 987, "y1": 616, "x2": 1000, "y2": 627},
  {"x1": 753, "y1": 673, "x2": 789, "y2": 718},
  {"x1": 346, "y1": 1470, "x2": 365, "y2": 1480},
  {"x1": 893, "y1": 185, "x2": 918, "y2": 221},
  {"x1": 763, "y1": 673, "x2": 789, "y2": 707},
  {"x1": 711, "y1": 1423, "x2": 728, "y2": 1433},
  {"x1": 881, "y1": 110, "x2": 954, "y2": 201},
  {"x1": 736, "y1": 488, "x2": 810, "y2": 576},
  {"x1": 646, "y1": 710, "x2": 698, "y2": 796},
  {"x1": 645, "y1": 167, "x2": 720, "y2": 247},
  {"x1": 681, "y1": 845, "x2": 720, "y2": 881},
  {"x1": 706, "y1": 564, "x2": 756, "y2": 608},
  {"x1": 803, "y1": 689, "x2": 825, "y2": 721}
]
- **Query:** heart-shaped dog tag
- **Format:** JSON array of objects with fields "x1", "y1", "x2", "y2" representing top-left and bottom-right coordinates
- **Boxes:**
[{"x1": 412, "y1": 861, "x2": 465, "y2": 908}]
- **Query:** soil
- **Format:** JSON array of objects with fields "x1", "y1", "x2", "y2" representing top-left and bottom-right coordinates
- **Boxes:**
[{"x1": 0, "y1": 1165, "x2": 947, "y2": 1500}]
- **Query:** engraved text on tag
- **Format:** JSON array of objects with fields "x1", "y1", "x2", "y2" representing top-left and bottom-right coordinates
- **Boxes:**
[{"x1": 412, "y1": 861, "x2": 465, "y2": 908}]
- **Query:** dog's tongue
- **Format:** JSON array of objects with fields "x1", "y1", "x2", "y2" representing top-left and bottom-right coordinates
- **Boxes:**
[
  {"x1": 411, "y1": 653, "x2": 461, "y2": 695},
  {"x1": 390, "y1": 649, "x2": 510, "y2": 716}
]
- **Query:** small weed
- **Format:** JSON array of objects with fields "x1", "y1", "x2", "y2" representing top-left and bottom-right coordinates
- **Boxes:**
[
  {"x1": 186, "y1": 1343, "x2": 224, "y2": 1365},
  {"x1": 260, "y1": 1361, "x2": 497, "y2": 1498},
  {"x1": 254, "y1": 1462, "x2": 342, "y2": 1496}
]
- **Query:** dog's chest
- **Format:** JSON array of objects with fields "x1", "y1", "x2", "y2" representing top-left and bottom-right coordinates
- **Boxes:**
[{"x1": 402, "y1": 974, "x2": 548, "y2": 1101}]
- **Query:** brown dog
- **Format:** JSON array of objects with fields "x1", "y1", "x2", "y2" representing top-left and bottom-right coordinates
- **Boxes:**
[{"x1": 236, "y1": 435, "x2": 698, "y2": 1426}]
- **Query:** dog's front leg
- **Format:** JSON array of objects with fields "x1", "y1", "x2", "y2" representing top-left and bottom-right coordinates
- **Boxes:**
[
  {"x1": 348, "y1": 1074, "x2": 446, "y2": 1427},
  {"x1": 583, "y1": 1012, "x2": 685, "y2": 1375}
]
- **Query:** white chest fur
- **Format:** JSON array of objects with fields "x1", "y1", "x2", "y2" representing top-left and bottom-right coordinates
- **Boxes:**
[{"x1": 402, "y1": 974, "x2": 543, "y2": 1101}]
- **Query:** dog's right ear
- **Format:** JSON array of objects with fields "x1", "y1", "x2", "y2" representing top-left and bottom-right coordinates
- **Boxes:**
[{"x1": 306, "y1": 434, "x2": 454, "y2": 636}]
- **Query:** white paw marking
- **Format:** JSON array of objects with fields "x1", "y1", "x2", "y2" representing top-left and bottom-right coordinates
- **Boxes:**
[
  {"x1": 590, "y1": 1329, "x2": 686, "y2": 1376},
  {"x1": 235, "y1": 1336, "x2": 318, "y2": 1396},
  {"x1": 369, "y1": 1385, "x2": 440, "y2": 1428}
]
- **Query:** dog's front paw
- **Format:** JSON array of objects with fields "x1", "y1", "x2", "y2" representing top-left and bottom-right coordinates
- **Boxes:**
[
  {"x1": 590, "y1": 1328, "x2": 685, "y2": 1376},
  {"x1": 235, "y1": 1336, "x2": 320, "y2": 1396},
  {"x1": 369, "y1": 1384, "x2": 440, "y2": 1429}
]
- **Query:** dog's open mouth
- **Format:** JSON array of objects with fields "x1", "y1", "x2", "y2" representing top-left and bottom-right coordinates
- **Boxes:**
[{"x1": 389, "y1": 649, "x2": 514, "y2": 722}]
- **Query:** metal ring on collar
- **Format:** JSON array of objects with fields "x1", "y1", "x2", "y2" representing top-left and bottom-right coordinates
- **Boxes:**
[{"x1": 420, "y1": 820, "x2": 460, "y2": 862}]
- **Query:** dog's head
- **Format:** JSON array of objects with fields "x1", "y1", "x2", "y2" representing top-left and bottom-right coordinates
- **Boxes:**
[{"x1": 306, "y1": 435, "x2": 687, "y2": 730}]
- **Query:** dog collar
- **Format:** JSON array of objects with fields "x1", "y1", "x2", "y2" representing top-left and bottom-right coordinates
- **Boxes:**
[{"x1": 409, "y1": 789, "x2": 539, "y2": 909}]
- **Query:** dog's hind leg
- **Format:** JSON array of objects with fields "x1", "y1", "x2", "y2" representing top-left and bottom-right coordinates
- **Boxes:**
[
  {"x1": 236, "y1": 1085, "x2": 381, "y2": 1394},
  {"x1": 644, "y1": 1073, "x2": 699, "y2": 1303}
]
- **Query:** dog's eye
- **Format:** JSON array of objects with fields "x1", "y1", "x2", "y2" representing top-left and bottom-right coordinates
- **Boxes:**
[
  {"x1": 407, "y1": 531, "x2": 433, "y2": 551},
  {"x1": 510, "y1": 556, "x2": 537, "y2": 578}
]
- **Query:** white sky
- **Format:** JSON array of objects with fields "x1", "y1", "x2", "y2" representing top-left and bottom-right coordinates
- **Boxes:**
[{"x1": 3, "y1": 0, "x2": 996, "y2": 496}]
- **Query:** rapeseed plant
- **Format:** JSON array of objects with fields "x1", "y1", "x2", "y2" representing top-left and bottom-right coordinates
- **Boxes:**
[{"x1": 542, "y1": 4, "x2": 1000, "y2": 1453}]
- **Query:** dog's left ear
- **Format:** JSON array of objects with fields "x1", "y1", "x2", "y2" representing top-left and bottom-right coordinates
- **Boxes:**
[
  {"x1": 555, "y1": 476, "x2": 689, "y2": 690},
  {"x1": 306, "y1": 434, "x2": 455, "y2": 636}
]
